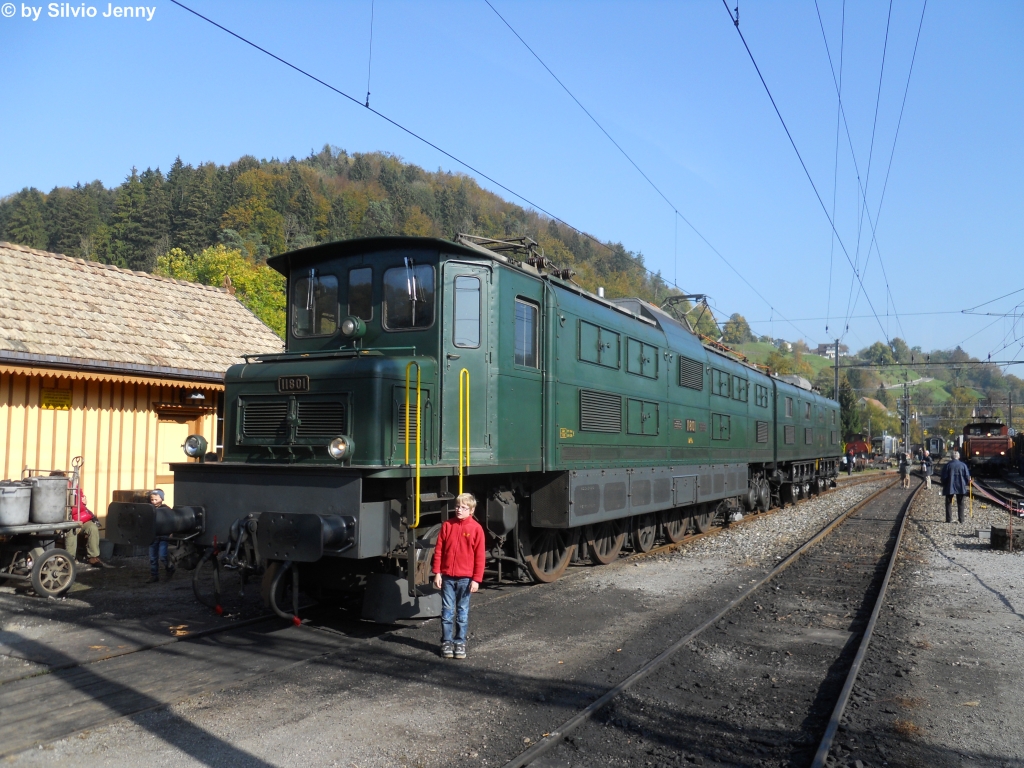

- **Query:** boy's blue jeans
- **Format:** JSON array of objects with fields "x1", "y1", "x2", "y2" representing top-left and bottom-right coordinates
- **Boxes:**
[
  {"x1": 440, "y1": 575, "x2": 472, "y2": 644},
  {"x1": 149, "y1": 539, "x2": 169, "y2": 577}
]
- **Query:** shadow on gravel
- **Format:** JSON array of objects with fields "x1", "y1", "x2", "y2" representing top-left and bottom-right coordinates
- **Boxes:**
[
  {"x1": 912, "y1": 520, "x2": 1024, "y2": 625},
  {"x1": 2, "y1": 631, "x2": 278, "y2": 766}
]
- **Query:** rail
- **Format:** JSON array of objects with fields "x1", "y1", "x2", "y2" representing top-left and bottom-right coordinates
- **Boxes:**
[
  {"x1": 502, "y1": 476, "x2": 900, "y2": 768},
  {"x1": 459, "y1": 367, "x2": 470, "y2": 495},
  {"x1": 404, "y1": 361, "x2": 422, "y2": 528},
  {"x1": 809, "y1": 479, "x2": 924, "y2": 767}
]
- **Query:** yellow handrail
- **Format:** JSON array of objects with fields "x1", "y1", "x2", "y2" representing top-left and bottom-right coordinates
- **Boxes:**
[
  {"x1": 404, "y1": 361, "x2": 422, "y2": 528},
  {"x1": 459, "y1": 368, "x2": 470, "y2": 494}
]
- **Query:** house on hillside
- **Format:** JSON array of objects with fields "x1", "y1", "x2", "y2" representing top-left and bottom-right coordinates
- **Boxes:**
[
  {"x1": 0, "y1": 241, "x2": 283, "y2": 514},
  {"x1": 857, "y1": 397, "x2": 891, "y2": 413}
]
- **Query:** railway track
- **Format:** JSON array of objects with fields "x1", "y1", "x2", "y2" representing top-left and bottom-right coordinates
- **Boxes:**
[
  {"x1": 505, "y1": 476, "x2": 914, "y2": 768},
  {"x1": 0, "y1": 474, "x2": 894, "y2": 758}
]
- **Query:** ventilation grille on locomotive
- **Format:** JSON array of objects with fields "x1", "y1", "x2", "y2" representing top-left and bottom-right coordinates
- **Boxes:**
[
  {"x1": 678, "y1": 357, "x2": 704, "y2": 390},
  {"x1": 580, "y1": 389, "x2": 622, "y2": 433},
  {"x1": 805, "y1": 427, "x2": 814, "y2": 445},
  {"x1": 396, "y1": 401, "x2": 424, "y2": 440},
  {"x1": 242, "y1": 401, "x2": 288, "y2": 439},
  {"x1": 756, "y1": 421, "x2": 769, "y2": 443},
  {"x1": 784, "y1": 425, "x2": 796, "y2": 444},
  {"x1": 297, "y1": 401, "x2": 346, "y2": 438}
]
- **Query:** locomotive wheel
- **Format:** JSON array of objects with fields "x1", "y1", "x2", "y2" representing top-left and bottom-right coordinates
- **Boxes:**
[
  {"x1": 630, "y1": 513, "x2": 658, "y2": 553},
  {"x1": 691, "y1": 504, "x2": 715, "y2": 534},
  {"x1": 756, "y1": 482, "x2": 770, "y2": 512},
  {"x1": 523, "y1": 526, "x2": 578, "y2": 583},
  {"x1": 30, "y1": 548, "x2": 75, "y2": 598},
  {"x1": 588, "y1": 521, "x2": 626, "y2": 565},
  {"x1": 661, "y1": 507, "x2": 688, "y2": 543}
]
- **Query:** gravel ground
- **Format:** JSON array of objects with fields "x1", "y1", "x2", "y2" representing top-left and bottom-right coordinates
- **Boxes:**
[
  {"x1": 541, "y1": 479, "x2": 909, "y2": 768},
  {"x1": 827, "y1": 477, "x2": 1024, "y2": 768},
  {"x1": 3, "y1": 480, "x2": 891, "y2": 767}
]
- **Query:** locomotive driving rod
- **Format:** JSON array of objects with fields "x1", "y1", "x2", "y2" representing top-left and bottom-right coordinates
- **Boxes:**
[{"x1": 503, "y1": 477, "x2": 900, "y2": 768}]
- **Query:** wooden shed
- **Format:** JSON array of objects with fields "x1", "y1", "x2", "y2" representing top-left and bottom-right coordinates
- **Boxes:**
[{"x1": 0, "y1": 241, "x2": 283, "y2": 515}]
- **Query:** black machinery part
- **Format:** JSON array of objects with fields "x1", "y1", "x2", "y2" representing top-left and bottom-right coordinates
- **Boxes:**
[
  {"x1": 256, "y1": 512, "x2": 356, "y2": 563},
  {"x1": 106, "y1": 502, "x2": 204, "y2": 546}
]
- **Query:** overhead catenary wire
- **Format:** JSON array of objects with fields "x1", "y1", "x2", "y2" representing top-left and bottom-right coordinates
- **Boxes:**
[
  {"x1": 843, "y1": 0, "x2": 894, "y2": 337},
  {"x1": 837, "y1": 1, "x2": 927, "y2": 343},
  {"x1": 483, "y1": 0, "x2": 816, "y2": 344},
  {"x1": 823, "y1": 0, "x2": 846, "y2": 337},
  {"x1": 364, "y1": 0, "x2": 375, "y2": 107},
  {"x1": 166, "y1": 0, "x2": 664, "y2": 293},
  {"x1": 721, "y1": 0, "x2": 893, "y2": 348}
]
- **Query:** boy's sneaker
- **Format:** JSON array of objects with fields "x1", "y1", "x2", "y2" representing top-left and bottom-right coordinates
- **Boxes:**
[
  {"x1": 440, "y1": 641, "x2": 454, "y2": 659},
  {"x1": 453, "y1": 643, "x2": 466, "y2": 659}
]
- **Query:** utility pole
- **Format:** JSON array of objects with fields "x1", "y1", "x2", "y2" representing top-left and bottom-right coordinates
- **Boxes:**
[
  {"x1": 834, "y1": 338, "x2": 840, "y2": 399},
  {"x1": 903, "y1": 382, "x2": 911, "y2": 452}
]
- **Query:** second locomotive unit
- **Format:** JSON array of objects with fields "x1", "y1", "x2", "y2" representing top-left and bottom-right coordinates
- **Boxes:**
[{"x1": 108, "y1": 234, "x2": 841, "y2": 618}]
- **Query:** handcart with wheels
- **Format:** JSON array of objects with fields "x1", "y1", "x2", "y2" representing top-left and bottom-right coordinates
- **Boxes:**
[{"x1": 0, "y1": 457, "x2": 83, "y2": 598}]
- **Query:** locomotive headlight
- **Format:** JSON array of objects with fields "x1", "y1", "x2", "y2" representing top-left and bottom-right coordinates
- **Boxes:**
[
  {"x1": 340, "y1": 316, "x2": 367, "y2": 338},
  {"x1": 328, "y1": 435, "x2": 354, "y2": 460},
  {"x1": 182, "y1": 434, "x2": 208, "y2": 458},
  {"x1": 1001, "y1": 451, "x2": 1006, "y2": 455}
]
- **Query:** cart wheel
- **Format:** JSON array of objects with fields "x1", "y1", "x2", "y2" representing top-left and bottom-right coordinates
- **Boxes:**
[{"x1": 31, "y1": 548, "x2": 75, "y2": 598}]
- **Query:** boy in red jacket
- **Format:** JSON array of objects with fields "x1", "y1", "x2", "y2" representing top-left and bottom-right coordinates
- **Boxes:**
[{"x1": 431, "y1": 492, "x2": 485, "y2": 659}]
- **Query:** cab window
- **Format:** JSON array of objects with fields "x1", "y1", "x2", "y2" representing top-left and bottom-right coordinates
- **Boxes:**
[
  {"x1": 347, "y1": 267, "x2": 372, "y2": 321},
  {"x1": 292, "y1": 270, "x2": 339, "y2": 337},
  {"x1": 383, "y1": 262, "x2": 434, "y2": 330},
  {"x1": 453, "y1": 276, "x2": 481, "y2": 348},
  {"x1": 515, "y1": 298, "x2": 539, "y2": 367}
]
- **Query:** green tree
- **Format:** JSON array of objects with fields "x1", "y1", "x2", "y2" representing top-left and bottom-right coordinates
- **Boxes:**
[
  {"x1": 2, "y1": 188, "x2": 48, "y2": 248},
  {"x1": 156, "y1": 245, "x2": 286, "y2": 337},
  {"x1": 46, "y1": 183, "x2": 102, "y2": 258},
  {"x1": 875, "y1": 383, "x2": 890, "y2": 407},
  {"x1": 106, "y1": 168, "x2": 149, "y2": 270},
  {"x1": 862, "y1": 341, "x2": 895, "y2": 367},
  {"x1": 839, "y1": 376, "x2": 861, "y2": 438},
  {"x1": 722, "y1": 313, "x2": 754, "y2": 345}
]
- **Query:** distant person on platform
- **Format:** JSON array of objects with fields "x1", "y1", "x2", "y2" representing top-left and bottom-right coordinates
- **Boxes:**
[
  {"x1": 921, "y1": 450, "x2": 934, "y2": 490},
  {"x1": 940, "y1": 451, "x2": 971, "y2": 524},
  {"x1": 148, "y1": 489, "x2": 175, "y2": 583},
  {"x1": 898, "y1": 452, "x2": 910, "y2": 489},
  {"x1": 847, "y1": 448, "x2": 855, "y2": 476}
]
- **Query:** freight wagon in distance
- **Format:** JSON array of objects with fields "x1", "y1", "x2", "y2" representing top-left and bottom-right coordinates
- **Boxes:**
[{"x1": 108, "y1": 235, "x2": 842, "y2": 620}]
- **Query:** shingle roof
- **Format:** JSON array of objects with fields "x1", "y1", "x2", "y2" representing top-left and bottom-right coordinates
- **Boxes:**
[{"x1": 0, "y1": 242, "x2": 284, "y2": 380}]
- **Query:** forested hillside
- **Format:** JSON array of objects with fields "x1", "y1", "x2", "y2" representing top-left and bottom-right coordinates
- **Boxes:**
[{"x1": 6, "y1": 144, "x2": 1017, "y2": 438}]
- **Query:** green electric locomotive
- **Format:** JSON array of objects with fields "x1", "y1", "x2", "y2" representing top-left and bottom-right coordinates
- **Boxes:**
[{"x1": 107, "y1": 235, "x2": 841, "y2": 620}]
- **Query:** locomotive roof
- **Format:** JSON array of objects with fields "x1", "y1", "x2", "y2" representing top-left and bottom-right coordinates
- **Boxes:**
[{"x1": 266, "y1": 236, "x2": 485, "y2": 276}]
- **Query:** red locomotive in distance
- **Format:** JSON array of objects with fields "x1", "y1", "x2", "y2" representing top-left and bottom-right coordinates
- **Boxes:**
[{"x1": 963, "y1": 422, "x2": 1014, "y2": 474}]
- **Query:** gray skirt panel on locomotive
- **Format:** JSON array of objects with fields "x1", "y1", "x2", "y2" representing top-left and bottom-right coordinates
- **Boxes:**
[{"x1": 106, "y1": 463, "x2": 402, "y2": 563}]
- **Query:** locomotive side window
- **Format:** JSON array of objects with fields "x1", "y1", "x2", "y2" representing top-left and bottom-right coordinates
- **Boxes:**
[
  {"x1": 579, "y1": 321, "x2": 620, "y2": 369},
  {"x1": 732, "y1": 377, "x2": 748, "y2": 402},
  {"x1": 712, "y1": 369, "x2": 730, "y2": 397},
  {"x1": 452, "y1": 276, "x2": 481, "y2": 348},
  {"x1": 347, "y1": 267, "x2": 373, "y2": 321},
  {"x1": 755, "y1": 384, "x2": 769, "y2": 408},
  {"x1": 383, "y1": 262, "x2": 434, "y2": 330},
  {"x1": 292, "y1": 270, "x2": 339, "y2": 337},
  {"x1": 785, "y1": 397, "x2": 793, "y2": 417},
  {"x1": 626, "y1": 338, "x2": 658, "y2": 379},
  {"x1": 804, "y1": 402, "x2": 812, "y2": 419},
  {"x1": 514, "y1": 299, "x2": 539, "y2": 368}
]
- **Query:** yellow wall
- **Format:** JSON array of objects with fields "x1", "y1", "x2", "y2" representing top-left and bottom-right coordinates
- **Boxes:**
[{"x1": 0, "y1": 369, "x2": 220, "y2": 520}]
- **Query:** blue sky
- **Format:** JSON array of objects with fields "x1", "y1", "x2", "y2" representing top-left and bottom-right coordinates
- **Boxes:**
[{"x1": 1, "y1": 1, "x2": 1021, "y2": 362}]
